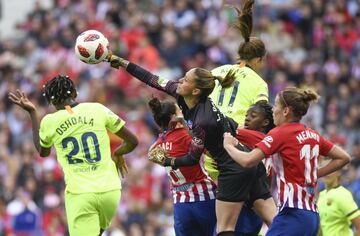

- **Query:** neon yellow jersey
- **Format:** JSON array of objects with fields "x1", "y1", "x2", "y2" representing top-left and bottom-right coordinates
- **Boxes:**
[
  {"x1": 209, "y1": 64, "x2": 268, "y2": 126},
  {"x1": 39, "y1": 103, "x2": 125, "y2": 194},
  {"x1": 318, "y1": 186, "x2": 360, "y2": 236}
]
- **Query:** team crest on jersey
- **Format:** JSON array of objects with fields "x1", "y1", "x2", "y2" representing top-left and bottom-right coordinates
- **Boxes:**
[{"x1": 262, "y1": 136, "x2": 273, "y2": 148}]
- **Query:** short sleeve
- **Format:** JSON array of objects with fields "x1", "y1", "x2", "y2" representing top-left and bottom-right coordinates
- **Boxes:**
[
  {"x1": 39, "y1": 116, "x2": 53, "y2": 148},
  {"x1": 101, "y1": 104, "x2": 125, "y2": 133},
  {"x1": 236, "y1": 128, "x2": 265, "y2": 149},
  {"x1": 255, "y1": 128, "x2": 281, "y2": 157},
  {"x1": 211, "y1": 65, "x2": 230, "y2": 77},
  {"x1": 319, "y1": 135, "x2": 334, "y2": 156},
  {"x1": 253, "y1": 82, "x2": 269, "y2": 103},
  {"x1": 338, "y1": 190, "x2": 360, "y2": 221}
]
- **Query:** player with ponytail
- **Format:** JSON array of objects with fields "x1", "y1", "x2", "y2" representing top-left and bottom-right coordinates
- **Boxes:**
[
  {"x1": 107, "y1": 39, "x2": 262, "y2": 236},
  {"x1": 206, "y1": 0, "x2": 276, "y2": 233},
  {"x1": 224, "y1": 88, "x2": 350, "y2": 235},
  {"x1": 148, "y1": 97, "x2": 217, "y2": 236}
]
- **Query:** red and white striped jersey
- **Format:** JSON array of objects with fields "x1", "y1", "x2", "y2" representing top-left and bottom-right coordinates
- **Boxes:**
[
  {"x1": 256, "y1": 123, "x2": 334, "y2": 212},
  {"x1": 155, "y1": 128, "x2": 216, "y2": 203}
]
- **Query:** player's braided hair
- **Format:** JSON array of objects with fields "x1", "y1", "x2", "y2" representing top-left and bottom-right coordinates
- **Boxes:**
[
  {"x1": 252, "y1": 100, "x2": 275, "y2": 133},
  {"x1": 43, "y1": 75, "x2": 76, "y2": 106},
  {"x1": 148, "y1": 97, "x2": 177, "y2": 129}
]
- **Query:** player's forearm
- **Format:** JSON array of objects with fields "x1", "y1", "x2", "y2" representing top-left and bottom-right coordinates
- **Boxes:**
[
  {"x1": 165, "y1": 136, "x2": 205, "y2": 168},
  {"x1": 114, "y1": 142, "x2": 137, "y2": 156},
  {"x1": 126, "y1": 62, "x2": 177, "y2": 94},
  {"x1": 225, "y1": 144, "x2": 250, "y2": 167},
  {"x1": 224, "y1": 145, "x2": 262, "y2": 167},
  {"x1": 29, "y1": 110, "x2": 41, "y2": 153},
  {"x1": 317, "y1": 159, "x2": 349, "y2": 178},
  {"x1": 318, "y1": 145, "x2": 350, "y2": 177},
  {"x1": 109, "y1": 54, "x2": 177, "y2": 96},
  {"x1": 164, "y1": 154, "x2": 200, "y2": 169}
]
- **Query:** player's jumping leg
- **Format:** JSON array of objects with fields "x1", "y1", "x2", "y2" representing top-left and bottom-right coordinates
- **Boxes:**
[{"x1": 216, "y1": 200, "x2": 244, "y2": 236}]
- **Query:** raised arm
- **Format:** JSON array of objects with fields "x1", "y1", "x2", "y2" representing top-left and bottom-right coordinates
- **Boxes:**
[
  {"x1": 8, "y1": 90, "x2": 51, "y2": 157},
  {"x1": 108, "y1": 53, "x2": 178, "y2": 97}
]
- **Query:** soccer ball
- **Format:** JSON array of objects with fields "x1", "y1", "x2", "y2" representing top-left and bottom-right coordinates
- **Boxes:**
[{"x1": 75, "y1": 30, "x2": 109, "y2": 64}]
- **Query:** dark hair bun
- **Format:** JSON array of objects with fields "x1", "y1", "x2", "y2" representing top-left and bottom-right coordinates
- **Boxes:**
[{"x1": 148, "y1": 97, "x2": 162, "y2": 114}]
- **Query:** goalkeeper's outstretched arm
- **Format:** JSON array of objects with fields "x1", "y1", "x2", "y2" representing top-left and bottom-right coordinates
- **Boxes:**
[{"x1": 107, "y1": 53, "x2": 178, "y2": 97}]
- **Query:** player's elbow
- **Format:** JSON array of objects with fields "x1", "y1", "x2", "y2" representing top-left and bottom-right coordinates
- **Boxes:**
[
  {"x1": 330, "y1": 145, "x2": 351, "y2": 167},
  {"x1": 231, "y1": 152, "x2": 258, "y2": 168},
  {"x1": 128, "y1": 137, "x2": 138, "y2": 151},
  {"x1": 242, "y1": 159, "x2": 258, "y2": 168},
  {"x1": 39, "y1": 147, "x2": 51, "y2": 157},
  {"x1": 39, "y1": 151, "x2": 50, "y2": 158},
  {"x1": 342, "y1": 153, "x2": 351, "y2": 166}
]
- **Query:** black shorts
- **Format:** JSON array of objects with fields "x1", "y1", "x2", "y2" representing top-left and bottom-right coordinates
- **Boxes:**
[
  {"x1": 216, "y1": 164, "x2": 257, "y2": 202},
  {"x1": 247, "y1": 162, "x2": 272, "y2": 206}
]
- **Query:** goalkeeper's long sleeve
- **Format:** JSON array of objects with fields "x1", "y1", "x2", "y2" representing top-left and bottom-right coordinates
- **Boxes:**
[
  {"x1": 164, "y1": 125, "x2": 205, "y2": 169},
  {"x1": 126, "y1": 62, "x2": 178, "y2": 97},
  {"x1": 164, "y1": 154, "x2": 200, "y2": 168}
]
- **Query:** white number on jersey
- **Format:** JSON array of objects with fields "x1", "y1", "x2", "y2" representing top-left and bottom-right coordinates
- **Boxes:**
[{"x1": 300, "y1": 144, "x2": 319, "y2": 184}]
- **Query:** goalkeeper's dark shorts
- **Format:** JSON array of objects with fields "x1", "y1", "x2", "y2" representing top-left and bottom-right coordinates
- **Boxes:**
[
  {"x1": 215, "y1": 144, "x2": 271, "y2": 203},
  {"x1": 247, "y1": 162, "x2": 272, "y2": 206},
  {"x1": 216, "y1": 162, "x2": 271, "y2": 203},
  {"x1": 216, "y1": 150, "x2": 257, "y2": 202}
]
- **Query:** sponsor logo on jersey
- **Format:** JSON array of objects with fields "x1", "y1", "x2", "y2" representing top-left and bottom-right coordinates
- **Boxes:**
[
  {"x1": 262, "y1": 135, "x2": 273, "y2": 148},
  {"x1": 157, "y1": 77, "x2": 168, "y2": 88},
  {"x1": 193, "y1": 137, "x2": 203, "y2": 145}
]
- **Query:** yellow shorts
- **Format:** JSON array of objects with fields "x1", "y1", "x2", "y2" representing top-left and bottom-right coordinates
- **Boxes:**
[
  {"x1": 65, "y1": 189, "x2": 121, "y2": 236},
  {"x1": 204, "y1": 154, "x2": 219, "y2": 181}
]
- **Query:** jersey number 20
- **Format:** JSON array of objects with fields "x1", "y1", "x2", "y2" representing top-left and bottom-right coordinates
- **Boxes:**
[{"x1": 62, "y1": 132, "x2": 101, "y2": 164}]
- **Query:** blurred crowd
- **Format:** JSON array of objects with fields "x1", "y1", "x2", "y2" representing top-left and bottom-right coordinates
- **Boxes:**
[{"x1": 0, "y1": 0, "x2": 359, "y2": 235}]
